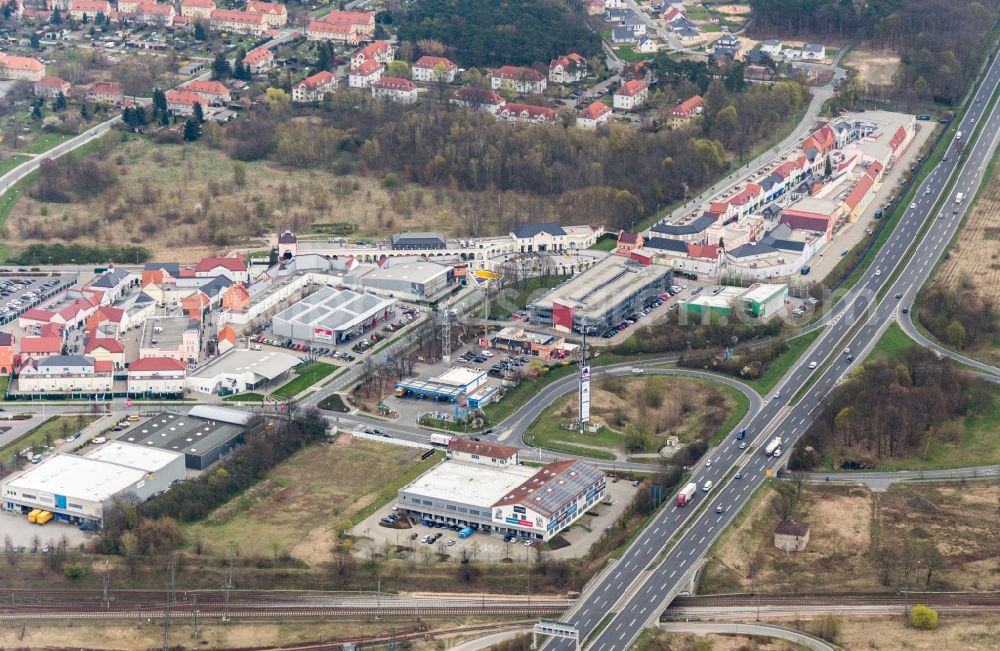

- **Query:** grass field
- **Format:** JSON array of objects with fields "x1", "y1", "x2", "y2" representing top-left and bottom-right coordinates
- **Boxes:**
[
  {"x1": 482, "y1": 363, "x2": 578, "y2": 424},
  {"x1": 588, "y1": 236, "x2": 618, "y2": 251},
  {"x1": 26, "y1": 132, "x2": 75, "y2": 155},
  {"x1": 523, "y1": 376, "x2": 747, "y2": 459},
  {"x1": 183, "y1": 436, "x2": 434, "y2": 563},
  {"x1": 614, "y1": 46, "x2": 654, "y2": 63},
  {"x1": 742, "y1": 329, "x2": 823, "y2": 395},
  {"x1": 868, "y1": 322, "x2": 915, "y2": 361},
  {"x1": 0, "y1": 154, "x2": 30, "y2": 178},
  {"x1": 0, "y1": 415, "x2": 100, "y2": 461},
  {"x1": 272, "y1": 362, "x2": 338, "y2": 399}
]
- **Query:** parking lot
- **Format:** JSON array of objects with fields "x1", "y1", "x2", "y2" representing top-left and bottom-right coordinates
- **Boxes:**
[
  {"x1": 0, "y1": 509, "x2": 91, "y2": 550},
  {"x1": 352, "y1": 478, "x2": 638, "y2": 562},
  {"x1": 0, "y1": 274, "x2": 76, "y2": 327}
]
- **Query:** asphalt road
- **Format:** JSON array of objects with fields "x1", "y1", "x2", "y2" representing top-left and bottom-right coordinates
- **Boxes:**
[
  {"x1": 658, "y1": 622, "x2": 836, "y2": 651},
  {"x1": 899, "y1": 308, "x2": 1000, "y2": 377},
  {"x1": 547, "y1": 42, "x2": 1000, "y2": 651}
]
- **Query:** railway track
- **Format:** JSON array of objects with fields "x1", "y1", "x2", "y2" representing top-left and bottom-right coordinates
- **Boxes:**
[{"x1": 0, "y1": 589, "x2": 572, "y2": 621}]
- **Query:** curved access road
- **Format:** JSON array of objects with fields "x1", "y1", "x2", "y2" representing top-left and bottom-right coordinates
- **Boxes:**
[
  {"x1": 0, "y1": 115, "x2": 120, "y2": 197},
  {"x1": 898, "y1": 311, "x2": 1000, "y2": 377},
  {"x1": 659, "y1": 622, "x2": 838, "y2": 651}
]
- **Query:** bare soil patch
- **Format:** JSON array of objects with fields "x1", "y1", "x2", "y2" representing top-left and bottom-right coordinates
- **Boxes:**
[
  {"x1": 712, "y1": 4, "x2": 751, "y2": 16},
  {"x1": 845, "y1": 49, "x2": 902, "y2": 87}
]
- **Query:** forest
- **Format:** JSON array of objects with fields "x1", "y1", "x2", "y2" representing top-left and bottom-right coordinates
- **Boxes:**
[
  {"x1": 789, "y1": 348, "x2": 989, "y2": 469},
  {"x1": 211, "y1": 79, "x2": 805, "y2": 232},
  {"x1": 918, "y1": 286, "x2": 997, "y2": 352},
  {"x1": 394, "y1": 0, "x2": 601, "y2": 68},
  {"x1": 749, "y1": 0, "x2": 1000, "y2": 102}
]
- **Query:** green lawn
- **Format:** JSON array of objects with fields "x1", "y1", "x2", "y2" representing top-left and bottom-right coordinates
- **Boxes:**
[
  {"x1": 489, "y1": 274, "x2": 569, "y2": 319},
  {"x1": 481, "y1": 363, "x2": 578, "y2": 424},
  {"x1": 614, "y1": 46, "x2": 654, "y2": 63},
  {"x1": 589, "y1": 236, "x2": 618, "y2": 251},
  {"x1": 868, "y1": 322, "x2": 915, "y2": 361},
  {"x1": 0, "y1": 375, "x2": 9, "y2": 399},
  {"x1": 223, "y1": 392, "x2": 265, "y2": 402},
  {"x1": 272, "y1": 361, "x2": 338, "y2": 399},
  {"x1": 742, "y1": 329, "x2": 824, "y2": 394},
  {"x1": 0, "y1": 154, "x2": 30, "y2": 178},
  {"x1": 26, "y1": 132, "x2": 75, "y2": 155},
  {"x1": 318, "y1": 393, "x2": 349, "y2": 412},
  {"x1": 0, "y1": 415, "x2": 100, "y2": 461}
]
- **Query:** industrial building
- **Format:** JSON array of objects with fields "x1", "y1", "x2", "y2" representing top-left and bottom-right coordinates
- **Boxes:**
[
  {"x1": 185, "y1": 349, "x2": 300, "y2": 396},
  {"x1": 395, "y1": 367, "x2": 487, "y2": 402},
  {"x1": 529, "y1": 256, "x2": 672, "y2": 333},
  {"x1": 684, "y1": 283, "x2": 788, "y2": 320},
  {"x1": 272, "y1": 286, "x2": 395, "y2": 344},
  {"x1": 119, "y1": 406, "x2": 253, "y2": 470},
  {"x1": 1, "y1": 444, "x2": 185, "y2": 526},
  {"x1": 397, "y1": 457, "x2": 606, "y2": 541},
  {"x1": 343, "y1": 261, "x2": 455, "y2": 302}
]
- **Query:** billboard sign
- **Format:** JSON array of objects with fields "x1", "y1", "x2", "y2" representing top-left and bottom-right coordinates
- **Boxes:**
[
  {"x1": 579, "y1": 365, "x2": 591, "y2": 424},
  {"x1": 314, "y1": 327, "x2": 333, "y2": 341}
]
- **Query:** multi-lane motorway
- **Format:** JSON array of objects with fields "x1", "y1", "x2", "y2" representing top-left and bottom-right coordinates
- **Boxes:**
[{"x1": 543, "y1": 45, "x2": 1000, "y2": 651}]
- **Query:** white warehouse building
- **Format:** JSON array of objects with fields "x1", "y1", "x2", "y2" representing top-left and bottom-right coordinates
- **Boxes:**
[
  {"x1": 272, "y1": 286, "x2": 396, "y2": 344},
  {"x1": 1, "y1": 444, "x2": 185, "y2": 527},
  {"x1": 397, "y1": 454, "x2": 606, "y2": 541}
]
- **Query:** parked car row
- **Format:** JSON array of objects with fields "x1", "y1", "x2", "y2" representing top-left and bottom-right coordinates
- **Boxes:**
[{"x1": 252, "y1": 334, "x2": 355, "y2": 361}]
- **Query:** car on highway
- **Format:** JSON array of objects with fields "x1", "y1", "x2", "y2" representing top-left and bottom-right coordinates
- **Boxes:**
[
  {"x1": 735, "y1": 472, "x2": 742, "y2": 480},
  {"x1": 715, "y1": 505, "x2": 724, "y2": 514},
  {"x1": 808, "y1": 361, "x2": 817, "y2": 369},
  {"x1": 739, "y1": 442, "x2": 747, "y2": 449},
  {"x1": 902, "y1": 307, "x2": 909, "y2": 314},
  {"x1": 736, "y1": 429, "x2": 746, "y2": 440},
  {"x1": 874, "y1": 268, "x2": 882, "y2": 276},
  {"x1": 705, "y1": 459, "x2": 712, "y2": 467},
  {"x1": 631, "y1": 367, "x2": 645, "y2": 374},
  {"x1": 702, "y1": 481, "x2": 713, "y2": 492},
  {"x1": 772, "y1": 392, "x2": 781, "y2": 400},
  {"x1": 895, "y1": 293, "x2": 902, "y2": 299},
  {"x1": 910, "y1": 202, "x2": 916, "y2": 209}
]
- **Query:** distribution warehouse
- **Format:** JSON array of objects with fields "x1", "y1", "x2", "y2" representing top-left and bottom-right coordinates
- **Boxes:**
[
  {"x1": 271, "y1": 286, "x2": 395, "y2": 344},
  {"x1": 397, "y1": 440, "x2": 606, "y2": 541},
  {"x1": 121, "y1": 406, "x2": 253, "y2": 469},
  {"x1": 528, "y1": 256, "x2": 672, "y2": 333},
  {"x1": 1, "y1": 444, "x2": 184, "y2": 526}
]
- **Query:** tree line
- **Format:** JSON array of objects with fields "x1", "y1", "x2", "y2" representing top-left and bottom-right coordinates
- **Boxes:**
[
  {"x1": 394, "y1": 0, "x2": 602, "y2": 68},
  {"x1": 918, "y1": 286, "x2": 997, "y2": 352},
  {"x1": 748, "y1": 0, "x2": 1000, "y2": 103},
  {"x1": 789, "y1": 347, "x2": 989, "y2": 469}
]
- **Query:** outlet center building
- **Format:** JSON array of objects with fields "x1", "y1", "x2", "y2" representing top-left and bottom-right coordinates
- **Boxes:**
[{"x1": 397, "y1": 440, "x2": 606, "y2": 540}]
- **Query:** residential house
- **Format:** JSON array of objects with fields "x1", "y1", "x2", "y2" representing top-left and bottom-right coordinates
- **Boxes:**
[
  {"x1": 0, "y1": 332, "x2": 13, "y2": 375},
  {"x1": 623, "y1": 15, "x2": 646, "y2": 36},
  {"x1": 130, "y1": 2, "x2": 175, "y2": 26},
  {"x1": 88, "y1": 268, "x2": 132, "y2": 303},
  {"x1": 496, "y1": 103, "x2": 557, "y2": 124},
  {"x1": 18, "y1": 333, "x2": 63, "y2": 364},
  {"x1": 450, "y1": 87, "x2": 506, "y2": 114},
  {"x1": 88, "y1": 81, "x2": 123, "y2": 105},
  {"x1": 661, "y1": 6, "x2": 682, "y2": 24},
  {"x1": 802, "y1": 43, "x2": 824, "y2": 61},
  {"x1": 209, "y1": 9, "x2": 267, "y2": 36},
  {"x1": 165, "y1": 89, "x2": 205, "y2": 116},
  {"x1": 412, "y1": 56, "x2": 458, "y2": 83},
  {"x1": 84, "y1": 305, "x2": 126, "y2": 339},
  {"x1": 667, "y1": 94, "x2": 704, "y2": 128},
  {"x1": 774, "y1": 520, "x2": 811, "y2": 552},
  {"x1": 548, "y1": 53, "x2": 587, "y2": 84},
  {"x1": 245, "y1": 0, "x2": 286, "y2": 27},
  {"x1": 490, "y1": 66, "x2": 547, "y2": 95},
  {"x1": 217, "y1": 325, "x2": 237, "y2": 353},
  {"x1": 180, "y1": 0, "x2": 214, "y2": 18},
  {"x1": 349, "y1": 59, "x2": 383, "y2": 88},
  {"x1": 372, "y1": 77, "x2": 418, "y2": 103},
  {"x1": 511, "y1": 223, "x2": 575, "y2": 252},
  {"x1": 181, "y1": 291, "x2": 210, "y2": 321},
  {"x1": 760, "y1": 39, "x2": 782, "y2": 56},
  {"x1": 306, "y1": 11, "x2": 376, "y2": 44},
  {"x1": 622, "y1": 60, "x2": 656, "y2": 85},
  {"x1": 68, "y1": 0, "x2": 110, "y2": 21},
  {"x1": 605, "y1": 7, "x2": 631, "y2": 21},
  {"x1": 616, "y1": 231, "x2": 644, "y2": 254},
  {"x1": 292, "y1": 70, "x2": 337, "y2": 102},
  {"x1": 18, "y1": 355, "x2": 112, "y2": 395},
  {"x1": 221, "y1": 284, "x2": 250, "y2": 312},
  {"x1": 576, "y1": 100, "x2": 612, "y2": 129},
  {"x1": 635, "y1": 37, "x2": 657, "y2": 54},
  {"x1": 676, "y1": 26, "x2": 701, "y2": 43},
  {"x1": 127, "y1": 357, "x2": 187, "y2": 397},
  {"x1": 34, "y1": 75, "x2": 69, "y2": 99},
  {"x1": 611, "y1": 26, "x2": 635, "y2": 44},
  {"x1": 351, "y1": 40, "x2": 394, "y2": 69},
  {"x1": 194, "y1": 255, "x2": 250, "y2": 283},
  {"x1": 84, "y1": 338, "x2": 125, "y2": 369},
  {"x1": 183, "y1": 79, "x2": 231, "y2": 104},
  {"x1": 0, "y1": 55, "x2": 45, "y2": 82},
  {"x1": 613, "y1": 80, "x2": 647, "y2": 111},
  {"x1": 243, "y1": 47, "x2": 273, "y2": 75},
  {"x1": 604, "y1": 0, "x2": 625, "y2": 8}
]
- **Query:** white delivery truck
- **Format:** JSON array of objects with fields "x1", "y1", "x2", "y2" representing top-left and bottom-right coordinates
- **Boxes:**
[
  {"x1": 955, "y1": 192, "x2": 965, "y2": 204},
  {"x1": 764, "y1": 436, "x2": 782, "y2": 456},
  {"x1": 430, "y1": 433, "x2": 453, "y2": 446}
]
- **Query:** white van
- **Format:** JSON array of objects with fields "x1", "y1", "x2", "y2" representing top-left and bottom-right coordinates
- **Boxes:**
[{"x1": 702, "y1": 480, "x2": 713, "y2": 492}]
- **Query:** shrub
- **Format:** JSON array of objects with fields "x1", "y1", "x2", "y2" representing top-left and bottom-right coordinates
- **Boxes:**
[
  {"x1": 910, "y1": 604, "x2": 939, "y2": 629},
  {"x1": 63, "y1": 564, "x2": 86, "y2": 579}
]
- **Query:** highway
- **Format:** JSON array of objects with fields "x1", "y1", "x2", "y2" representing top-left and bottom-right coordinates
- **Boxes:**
[{"x1": 544, "y1": 43, "x2": 1000, "y2": 651}]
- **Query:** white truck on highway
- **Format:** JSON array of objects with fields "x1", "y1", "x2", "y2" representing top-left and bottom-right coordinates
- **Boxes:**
[
  {"x1": 430, "y1": 433, "x2": 453, "y2": 446},
  {"x1": 763, "y1": 436, "x2": 782, "y2": 456},
  {"x1": 955, "y1": 192, "x2": 965, "y2": 204}
]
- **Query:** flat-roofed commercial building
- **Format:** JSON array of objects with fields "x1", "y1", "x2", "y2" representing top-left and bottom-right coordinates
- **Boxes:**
[
  {"x1": 1, "y1": 445, "x2": 184, "y2": 526},
  {"x1": 119, "y1": 406, "x2": 252, "y2": 470},
  {"x1": 397, "y1": 458, "x2": 605, "y2": 540},
  {"x1": 185, "y1": 349, "x2": 300, "y2": 396},
  {"x1": 394, "y1": 367, "x2": 487, "y2": 402},
  {"x1": 344, "y1": 261, "x2": 455, "y2": 302},
  {"x1": 272, "y1": 286, "x2": 395, "y2": 344},
  {"x1": 528, "y1": 256, "x2": 672, "y2": 333}
]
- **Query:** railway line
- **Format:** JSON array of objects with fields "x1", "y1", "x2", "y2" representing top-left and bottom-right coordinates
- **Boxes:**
[{"x1": 0, "y1": 588, "x2": 571, "y2": 621}]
